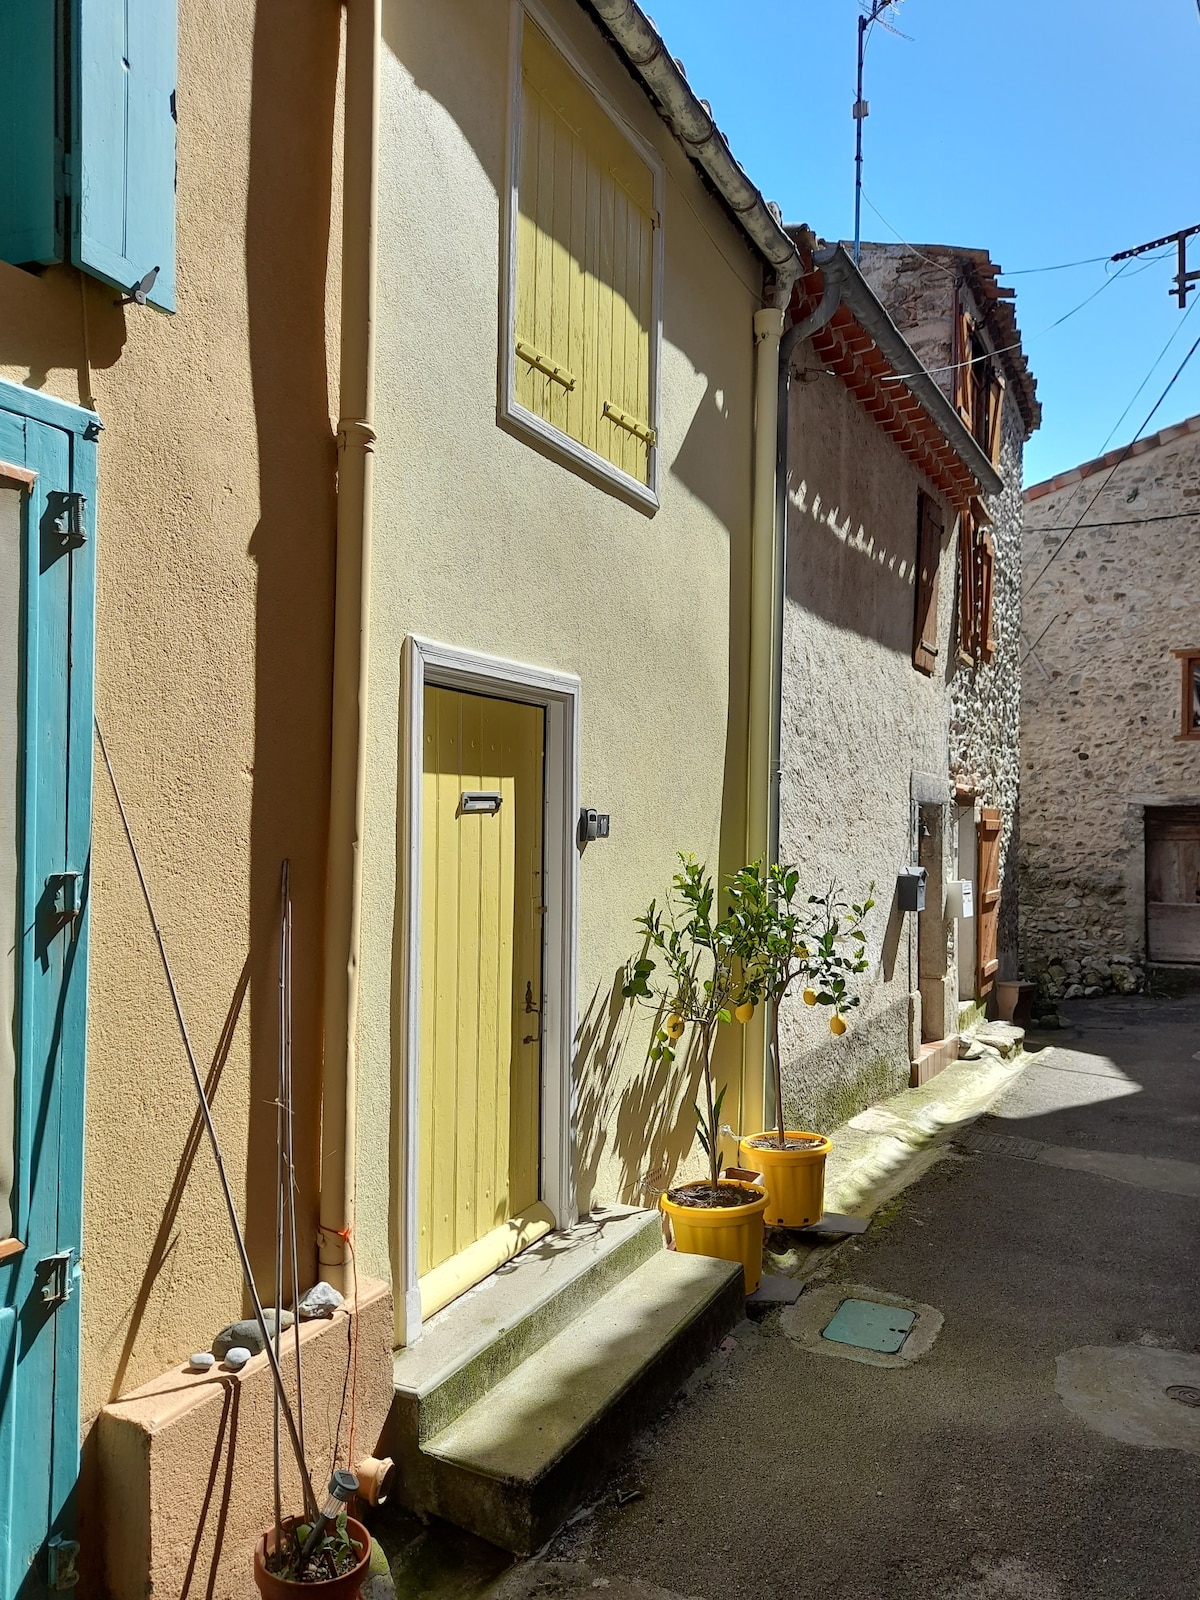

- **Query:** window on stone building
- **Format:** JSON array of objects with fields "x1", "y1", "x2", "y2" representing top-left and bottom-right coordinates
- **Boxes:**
[
  {"x1": 957, "y1": 502, "x2": 995, "y2": 666},
  {"x1": 953, "y1": 295, "x2": 1005, "y2": 467},
  {"x1": 1173, "y1": 649, "x2": 1200, "y2": 741},
  {"x1": 913, "y1": 492, "x2": 944, "y2": 675}
]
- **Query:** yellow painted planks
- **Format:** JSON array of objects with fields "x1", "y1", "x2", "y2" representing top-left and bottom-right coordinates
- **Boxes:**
[
  {"x1": 418, "y1": 687, "x2": 546, "y2": 1291},
  {"x1": 515, "y1": 19, "x2": 654, "y2": 483}
]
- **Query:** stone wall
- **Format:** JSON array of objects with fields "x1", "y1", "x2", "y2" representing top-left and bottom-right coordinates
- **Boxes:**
[
  {"x1": 778, "y1": 358, "x2": 956, "y2": 1133},
  {"x1": 948, "y1": 397, "x2": 1026, "y2": 978},
  {"x1": 1020, "y1": 418, "x2": 1200, "y2": 1003},
  {"x1": 858, "y1": 243, "x2": 1032, "y2": 984}
]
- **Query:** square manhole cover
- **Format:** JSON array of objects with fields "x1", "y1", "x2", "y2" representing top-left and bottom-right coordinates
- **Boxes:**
[{"x1": 821, "y1": 1298, "x2": 917, "y2": 1354}]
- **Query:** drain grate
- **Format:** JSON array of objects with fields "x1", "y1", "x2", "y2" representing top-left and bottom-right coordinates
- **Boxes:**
[
  {"x1": 1165, "y1": 1385, "x2": 1200, "y2": 1407},
  {"x1": 821, "y1": 1298, "x2": 917, "y2": 1354}
]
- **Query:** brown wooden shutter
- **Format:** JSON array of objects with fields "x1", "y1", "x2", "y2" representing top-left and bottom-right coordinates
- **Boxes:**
[
  {"x1": 985, "y1": 372, "x2": 1006, "y2": 466},
  {"x1": 979, "y1": 531, "x2": 996, "y2": 660},
  {"x1": 953, "y1": 297, "x2": 974, "y2": 427},
  {"x1": 957, "y1": 505, "x2": 976, "y2": 662},
  {"x1": 976, "y1": 806, "x2": 1001, "y2": 996},
  {"x1": 913, "y1": 492, "x2": 942, "y2": 675}
]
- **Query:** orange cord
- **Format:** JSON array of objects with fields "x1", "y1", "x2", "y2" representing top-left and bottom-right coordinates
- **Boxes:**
[{"x1": 319, "y1": 1223, "x2": 359, "y2": 1473}]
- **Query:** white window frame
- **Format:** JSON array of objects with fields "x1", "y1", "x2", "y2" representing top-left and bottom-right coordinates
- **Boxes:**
[
  {"x1": 500, "y1": 0, "x2": 666, "y2": 514},
  {"x1": 395, "y1": 634, "x2": 581, "y2": 1346}
]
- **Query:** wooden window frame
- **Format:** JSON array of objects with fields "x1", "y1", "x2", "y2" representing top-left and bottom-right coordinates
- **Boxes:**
[
  {"x1": 500, "y1": 0, "x2": 666, "y2": 513},
  {"x1": 1172, "y1": 649, "x2": 1200, "y2": 741},
  {"x1": 953, "y1": 289, "x2": 1004, "y2": 465},
  {"x1": 957, "y1": 501, "x2": 995, "y2": 666}
]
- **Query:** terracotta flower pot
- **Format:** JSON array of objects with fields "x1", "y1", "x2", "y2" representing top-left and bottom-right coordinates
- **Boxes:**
[
  {"x1": 253, "y1": 1516, "x2": 371, "y2": 1600},
  {"x1": 739, "y1": 1131, "x2": 831, "y2": 1228},
  {"x1": 660, "y1": 1178, "x2": 768, "y2": 1293}
]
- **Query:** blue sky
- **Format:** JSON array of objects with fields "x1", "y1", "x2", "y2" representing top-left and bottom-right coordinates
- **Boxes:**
[{"x1": 642, "y1": 0, "x2": 1200, "y2": 485}]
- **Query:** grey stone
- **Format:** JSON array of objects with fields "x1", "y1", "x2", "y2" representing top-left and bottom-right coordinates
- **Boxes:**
[
  {"x1": 1064, "y1": 984, "x2": 1085, "y2": 999},
  {"x1": 1113, "y1": 965, "x2": 1139, "y2": 994},
  {"x1": 212, "y1": 1310, "x2": 294, "y2": 1359},
  {"x1": 1084, "y1": 985, "x2": 1104, "y2": 997},
  {"x1": 297, "y1": 1280, "x2": 344, "y2": 1320},
  {"x1": 1037, "y1": 1015, "x2": 1062, "y2": 1029}
]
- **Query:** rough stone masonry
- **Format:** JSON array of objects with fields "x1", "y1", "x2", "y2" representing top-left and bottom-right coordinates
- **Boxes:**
[{"x1": 1020, "y1": 414, "x2": 1200, "y2": 1003}]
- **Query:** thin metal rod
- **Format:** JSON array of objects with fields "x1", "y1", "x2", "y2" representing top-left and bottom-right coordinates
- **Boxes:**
[
  {"x1": 95, "y1": 718, "x2": 319, "y2": 1521},
  {"x1": 283, "y1": 861, "x2": 307, "y2": 1469},
  {"x1": 853, "y1": 14, "x2": 866, "y2": 266},
  {"x1": 273, "y1": 866, "x2": 287, "y2": 1547}
]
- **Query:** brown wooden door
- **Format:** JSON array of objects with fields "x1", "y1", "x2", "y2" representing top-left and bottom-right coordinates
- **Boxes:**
[
  {"x1": 976, "y1": 807, "x2": 1001, "y2": 997},
  {"x1": 1146, "y1": 807, "x2": 1200, "y2": 963}
]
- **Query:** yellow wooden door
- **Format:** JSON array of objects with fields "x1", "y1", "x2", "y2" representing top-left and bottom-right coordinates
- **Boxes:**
[{"x1": 418, "y1": 686, "x2": 549, "y2": 1318}]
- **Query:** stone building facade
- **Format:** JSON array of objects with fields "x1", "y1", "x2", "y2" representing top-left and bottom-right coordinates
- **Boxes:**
[
  {"x1": 858, "y1": 244, "x2": 1040, "y2": 995},
  {"x1": 773, "y1": 239, "x2": 1037, "y2": 1133},
  {"x1": 1020, "y1": 414, "x2": 1200, "y2": 1003}
]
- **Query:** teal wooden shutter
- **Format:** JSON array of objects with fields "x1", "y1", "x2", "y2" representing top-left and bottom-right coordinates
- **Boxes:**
[
  {"x1": 0, "y1": 1, "x2": 62, "y2": 266},
  {"x1": 72, "y1": 0, "x2": 177, "y2": 312}
]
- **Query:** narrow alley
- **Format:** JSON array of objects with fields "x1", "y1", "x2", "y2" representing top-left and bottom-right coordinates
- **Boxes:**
[{"x1": 492, "y1": 996, "x2": 1200, "y2": 1600}]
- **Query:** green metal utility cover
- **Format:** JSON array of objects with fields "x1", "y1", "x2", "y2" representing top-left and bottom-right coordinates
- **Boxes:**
[{"x1": 821, "y1": 1298, "x2": 916, "y2": 1353}]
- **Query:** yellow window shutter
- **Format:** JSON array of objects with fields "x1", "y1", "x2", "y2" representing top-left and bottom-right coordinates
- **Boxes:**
[{"x1": 516, "y1": 21, "x2": 656, "y2": 486}]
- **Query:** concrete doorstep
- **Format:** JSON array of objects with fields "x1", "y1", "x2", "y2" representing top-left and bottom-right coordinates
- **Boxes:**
[{"x1": 373, "y1": 1041, "x2": 1033, "y2": 1600}]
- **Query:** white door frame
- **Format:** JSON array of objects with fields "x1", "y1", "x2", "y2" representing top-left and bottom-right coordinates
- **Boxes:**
[{"x1": 396, "y1": 634, "x2": 581, "y2": 1344}]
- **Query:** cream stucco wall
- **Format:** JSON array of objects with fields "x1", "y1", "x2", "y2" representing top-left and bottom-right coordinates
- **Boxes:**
[
  {"x1": 0, "y1": 0, "x2": 346, "y2": 1449},
  {"x1": 777, "y1": 358, "x2": 958, "y2": 1129},
  {"x1": 353, "y1": 0, "x2": 763, "y2": 1292}
]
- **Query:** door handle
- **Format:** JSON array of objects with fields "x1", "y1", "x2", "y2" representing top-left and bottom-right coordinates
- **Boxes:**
[{"x1": 523, "y1": 980, "x2": 542, "y2": 1044}]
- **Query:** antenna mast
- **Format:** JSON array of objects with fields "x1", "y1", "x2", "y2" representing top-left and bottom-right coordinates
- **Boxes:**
[{"x1": 853, "y1": 0, "x2": 904, "y2": 266}]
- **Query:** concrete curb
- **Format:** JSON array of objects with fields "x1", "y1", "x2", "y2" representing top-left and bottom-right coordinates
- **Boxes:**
[{"x1": 766, "y1": 1045, "x2": 1029, "y2": 1279}]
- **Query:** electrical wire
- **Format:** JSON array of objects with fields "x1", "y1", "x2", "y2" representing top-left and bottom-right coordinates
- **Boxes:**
[
  {"x1": 1093, "y1": 294, "x2": 1199, "y2": 456},
  {"x1": 1024, "y1": 330, "x2": 1200, "y2": 596}
]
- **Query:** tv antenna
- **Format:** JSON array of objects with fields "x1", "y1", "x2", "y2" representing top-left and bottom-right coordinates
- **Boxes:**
[
  {"x1": 853, "y1": 1, "x2": 912, "y2": 266},
  {"x1": 1111, "y1": 224, "x2": 1200, "y2": 309}
]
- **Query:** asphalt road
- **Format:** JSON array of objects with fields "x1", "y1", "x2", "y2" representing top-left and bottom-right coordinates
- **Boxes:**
[{"x1": 539, "y1": 995, "x2": 1200, "y2": 1600}]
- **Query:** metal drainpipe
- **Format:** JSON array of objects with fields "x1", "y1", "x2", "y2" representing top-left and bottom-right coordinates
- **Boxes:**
[
  {"x1": 760, "y1": 251, "x2": 840, "y2": 1132},
  {"x1": 320, "y1": 0, "x2": 380, "y2": 1288}
]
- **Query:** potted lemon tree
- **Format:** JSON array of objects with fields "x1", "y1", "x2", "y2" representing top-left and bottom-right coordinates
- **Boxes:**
[
  {"x1": 728, "y1": 863, "x2": 874, "y2": 1229},
  {"x1": 623, "y1": 856, "x2": 768, "y2": 1293}
]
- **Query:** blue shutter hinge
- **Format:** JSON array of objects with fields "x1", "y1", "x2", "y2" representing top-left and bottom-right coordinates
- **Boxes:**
[
  {"x1": 45, "y1": 873, "x2": 82, "y2": 936},
  {"x1": 45, "y1": 492, "x2": 86, "y2": 550},
  {"x1": 37, "y1": 1249, "x2": 75, "y2": 1308},
  {"x1": 47, "y1": 1535, "x2": 81, "y2": 1590},
  {"x1": 83, "y1": 420, "x2": 103, "y2": 441}
]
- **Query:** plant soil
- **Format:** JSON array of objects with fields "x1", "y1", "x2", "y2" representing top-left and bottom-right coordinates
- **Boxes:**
[
  {"x1": 667, "y1": 1181, "x2": 761, "y2": 1209},
  {"x1": 744, "y1": 1134, "x2": 825, "y2": 1152}
]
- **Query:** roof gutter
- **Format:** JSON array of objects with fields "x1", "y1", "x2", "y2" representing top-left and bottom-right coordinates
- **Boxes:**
[
  {"x1": 586, "y1": 0, "x2": 801, "y2": 297},
  {"x1": 817, "y1": 244, "x2": 1004, "y2": 499}
]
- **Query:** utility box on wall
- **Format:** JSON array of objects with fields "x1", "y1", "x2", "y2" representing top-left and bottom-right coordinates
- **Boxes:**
[{"x1": 897, "y1": 866, "x2": 927, "y2": 913}]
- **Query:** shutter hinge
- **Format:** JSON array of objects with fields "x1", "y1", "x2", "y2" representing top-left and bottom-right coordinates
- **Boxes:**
[
  {"x1": 37, "y1": 1249, "x2": 75, "y2": 1308},
  {"x1": 47, "y1": 1536, "x2": 81, "y2": 1590},
  {"x1": 46, "y1": 492, "x2": 86, "y2": 550}
]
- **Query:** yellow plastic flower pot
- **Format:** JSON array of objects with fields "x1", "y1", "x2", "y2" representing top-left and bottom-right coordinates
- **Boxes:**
[
  {"x1": 738, "y1": 1131, "x2": 832, "y2": 1229},
  {"x1": 660, "y1": 1179, "x2": 768, "y2": 1294}
]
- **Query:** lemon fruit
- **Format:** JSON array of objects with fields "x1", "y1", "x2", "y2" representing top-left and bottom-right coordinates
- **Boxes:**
[
  {"x1": 734, "y1": 1000, "x2": 755, "y2": 1024},
  {"x1": 665, "y1": 1013, "x2": 685, "y2": 1039},
  {"x1": 829, "y1": 1014, "x2": 847, "y2": 1036},
  {"x1": 803, "y1": 988, "x2": 818, "y2": 1006}
]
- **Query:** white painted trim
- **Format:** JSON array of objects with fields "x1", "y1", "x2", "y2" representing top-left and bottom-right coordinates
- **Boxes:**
[
  {"x1": 395, "y1": 635, "x2": 581, "y2": 1346},
  {"x1": 499, "y1": 0, "x2": 665, "y2": 515}
]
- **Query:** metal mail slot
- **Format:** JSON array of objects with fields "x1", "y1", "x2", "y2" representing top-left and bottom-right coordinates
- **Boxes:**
[{"x1": 460, "y1": 791, "x2": 503, "y2": 815}]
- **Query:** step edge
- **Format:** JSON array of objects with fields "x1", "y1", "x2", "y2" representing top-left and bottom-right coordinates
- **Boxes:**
[
  {"x1": 421, "y1": 1253, "x2": 742, "y2": 1482},
  {"x1": 394, "y1": 1210, "x2": 663, "y2": 1408}
]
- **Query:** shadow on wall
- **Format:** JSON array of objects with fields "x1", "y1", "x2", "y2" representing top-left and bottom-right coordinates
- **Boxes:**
[
  {"x1": 574, "y1": 970, "x2": 714, "y2": 1214},
  {"x1": 241, "y1": 0, "x2": 341, "y2": 1305},
  {"x1": 784, "y1": 470, "x2": 917, "y2": 653},
  {"x1": 0, "y1": 262, "x2": 127, "y2": 398}
]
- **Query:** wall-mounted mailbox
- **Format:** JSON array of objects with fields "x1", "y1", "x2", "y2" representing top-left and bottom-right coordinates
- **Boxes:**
[
  {"x1": 460, "y1": 791, "x2": 503, "y2": 815},
  {"x1": 579, "y1": 807, "x2": 610, "y2": 844},
  {"x1": 946, "y1": 879, "x2": 974, "y2": 919},
  {"x1": 896, "y1": 865, "x2": 927, "y2": 912}
]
